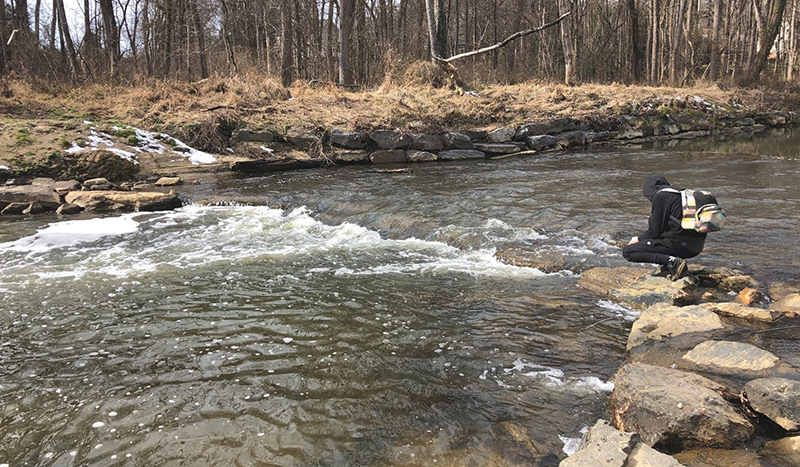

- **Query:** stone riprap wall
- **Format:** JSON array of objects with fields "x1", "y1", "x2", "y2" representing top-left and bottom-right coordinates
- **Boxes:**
[{"x1": 229, "y1": 111, "x2": 796, "y2": 173}]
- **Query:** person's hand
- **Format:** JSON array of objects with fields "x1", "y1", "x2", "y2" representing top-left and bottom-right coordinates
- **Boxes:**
[{"x1": 628, "y1": 236, "x2": 639, "y2": 245}]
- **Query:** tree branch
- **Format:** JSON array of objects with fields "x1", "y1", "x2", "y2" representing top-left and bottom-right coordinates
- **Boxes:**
[{"x1": 437, "y1": 12, "x2": 571, "y2": 64}]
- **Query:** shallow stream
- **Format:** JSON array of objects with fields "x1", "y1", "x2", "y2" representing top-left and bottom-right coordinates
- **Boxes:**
[{"x1": 1, "y1": 129, "x2": 799, "y2": 466}]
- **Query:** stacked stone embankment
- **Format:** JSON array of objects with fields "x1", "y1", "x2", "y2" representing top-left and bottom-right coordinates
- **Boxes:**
[
  {"x1": 227, "y1": 111, "x2": 796, "y2": 173},
  {"x1": 0, "y1": 176, "x2": 183, "y2": 215}
]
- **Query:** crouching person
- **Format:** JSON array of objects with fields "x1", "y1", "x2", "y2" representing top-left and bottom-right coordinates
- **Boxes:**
[{"x1": 623, "y1": 175, "x2": 706, "y2": 281}]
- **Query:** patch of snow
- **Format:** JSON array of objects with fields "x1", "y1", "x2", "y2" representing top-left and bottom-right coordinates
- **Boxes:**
[
  {"x1": 260, "y1": 146, "x2": 274, "y2": 153},
  {"x1": 0, "y1": 165, "x2": 8, "y2": 171}
]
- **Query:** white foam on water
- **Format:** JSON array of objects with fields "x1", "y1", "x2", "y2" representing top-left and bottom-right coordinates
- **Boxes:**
[
  {"x1": 0, "y1": 214, "x2": 141, "y2": 252},
  {"x1": 505, "y1": 359, "x2": 614, "y2": 393},
  {"x1": 597, "y1": 299, "x2": 640, "y2": 321},
  {"x1": 559, "y1": 435, "x2": 581, "y2": 456},
  {"x1": 559, "y1": 426, "x2": 590, "y2": 456},
  {"x1": 0, "y1": 205, "x2": 544, "y2": 284}
]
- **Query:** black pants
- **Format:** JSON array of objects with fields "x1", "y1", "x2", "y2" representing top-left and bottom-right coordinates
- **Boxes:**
[{"x1": 622, "y1": 238, "x2": 704, "y2": 266}]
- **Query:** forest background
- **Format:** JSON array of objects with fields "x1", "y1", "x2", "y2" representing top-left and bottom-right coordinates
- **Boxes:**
[{"x1": 1, "y1": 0, "x2": 799, "y2": 180}]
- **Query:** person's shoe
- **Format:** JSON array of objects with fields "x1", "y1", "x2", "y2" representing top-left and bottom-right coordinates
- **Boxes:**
[
  {"x1": 666, "y1": 256, "x2": 687, "y2": 281},
  {"x1": 651, "y1": 264, "x2": 670, "y2": 277}
]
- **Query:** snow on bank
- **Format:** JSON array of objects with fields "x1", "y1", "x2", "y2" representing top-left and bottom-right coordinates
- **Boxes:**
[
  {"x1": 65, "y1": 123, "x2": 217, "y2": 166},
  {"x1": 0, "y1": 165, "x2": 8, "y2": 171}
]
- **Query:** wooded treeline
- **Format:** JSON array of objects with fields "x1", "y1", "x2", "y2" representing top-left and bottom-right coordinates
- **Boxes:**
[{"x1": 0, "y1": 0, "x2": 796, "y2": 88}]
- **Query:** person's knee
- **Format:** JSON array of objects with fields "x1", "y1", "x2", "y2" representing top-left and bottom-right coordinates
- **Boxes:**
[{"x1": 622, "y1": 245, "x2": 634, "y2": 262}]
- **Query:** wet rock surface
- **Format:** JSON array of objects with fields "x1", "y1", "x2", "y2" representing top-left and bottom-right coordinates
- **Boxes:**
[
  {"x1": 610, "y1": 362, "x2": 754, "y2": 451},
  {"x1": 743, "y1": 378, "x2": 800, "y2": 431}
]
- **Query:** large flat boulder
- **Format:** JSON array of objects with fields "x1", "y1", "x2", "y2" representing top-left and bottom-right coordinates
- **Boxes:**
[
  {"x1": 743, "y1": 378, "x2": 800, "y2": 432},
  {"x1": 610, "y1": 363, "x2": 754, "y2": 451},
  {"x1": 699, "y1": 302, "x2": 781, "y2": 322},
  {"x1": 64, "y1": 190, "x2": 182, "y2": 212},
  {"x1": 628, "y1": 304, "x2": 724, "y2": 350},
  {"x1": 578, "y1": 267, "x2": 702, "y2": 309},
  {"x1": 0, "y1": 185, "x2": 62, "y2": 210},
  {"x1": 682, "y1": 341, "x2": 785, "y2": 376},
  {"x1": 437, "y1": 149, "x2": 485, "y2": 161}
]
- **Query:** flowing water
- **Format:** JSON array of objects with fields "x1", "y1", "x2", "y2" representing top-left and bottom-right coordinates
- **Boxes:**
[{"x1": 1, "y1": 129, "x2": 799, "y2": 466}]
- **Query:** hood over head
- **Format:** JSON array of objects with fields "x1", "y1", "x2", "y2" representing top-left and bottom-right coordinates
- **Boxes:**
[{"x1": 642, "y1": 175, "x2": 671, "y2": 201}]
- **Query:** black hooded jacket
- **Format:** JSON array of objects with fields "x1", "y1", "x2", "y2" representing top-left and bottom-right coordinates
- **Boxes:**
[{"x1": 640, "y1": 175, "x2": 707, "y2": 243}]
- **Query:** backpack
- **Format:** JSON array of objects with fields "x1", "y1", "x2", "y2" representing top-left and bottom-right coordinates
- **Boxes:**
[{"x1": 659, "y1": 188, "x2": 727, "y2": 233}]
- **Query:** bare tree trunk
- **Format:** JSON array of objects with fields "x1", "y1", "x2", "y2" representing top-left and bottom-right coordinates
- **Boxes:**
[
  {"x1": 744, "y1": 0, "x2": 788, "y2": 84},
  {"x1": 558, "y1": 0, "x2": 575, "y2": 84},
  {"x1": 626, "y1": 0, "x2": 641, "y2": 82},
  {"x1": 99, "y1": 0, "x2": 121, "y2": 79},
  {"x1": 34, "y1": 0, "x2": 42, "y2": 45},
  {"x1": 669, "y1": 0, "x2": 687, "y2": 84},
  {"x1": 190, "y1": 0, "x2": 208, "y2": 79},
  {"x1": 281, "y1": 0, "x2": 294, "y2": 85},
  {"x1": 55, "y1": 0, "x2": 80, "y2": 79},
  {"x1": 425, "y1": 0, "x2": 440, "y2": 60},
  {"x1": 788, "y1": 0, "x2": 797, "y2": 79},
  {"x1": 709, "y1": 0, "x2": 723, "y2": 81},
  {"x1": 338, "y1": 0, "x2": 353, "y2": 85}
]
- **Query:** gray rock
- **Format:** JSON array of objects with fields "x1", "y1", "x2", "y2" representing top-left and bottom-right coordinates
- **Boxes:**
[
  {"x1": 559, "y1": 419, "x2": 639, "y2": 467},
  {"x1": 743, "y1": 378, "x2": 800, "y2": 431},
  {"x1": 618, "y1": 128, "x2": 645, "y2": 139},
  {"x1": 437, "y1": 149, "x2": 485, "y2": 161},
  {"x1": 31, "y1": 177, "x2": 56, "y2": 187},
  {"x1": 556, "y1": 130, "x2": 587, "y2": 148},
  {"x1": 610, "y1": 362, "x2": 754, "y2": 451},
  {"x1": 628, "y1": 304, "x2": 724, "y2": 350},
  {"x1": 577, "y1": 267, "x2": 703, "y2": 310},
  {"x1": 474, "y1": 143, "x2": 521, "y2": 155},
  {"x1": 155, "y1": 176, "x2": 182, "y2": 187},
  {"x1": 683, "y1": 341, "x2": 780, "y2": 374},
  {"x1": 674, "y1": 449, "x2": 766, "y2": 467},
  {"x1": 0, "y1": 185, "x2": 62, "y2": 209},
  {"x1": 56, "y1": 203, "x2": 83, "y2": 215},
  {"x1": 487, "y1": 127, "x2": 516, "y2": 143},
  {"x1": 22, "y1": 201, "x2": 45, "y2": 215},
  {"x1": 1, "y1": 202, "x2": 28, "y2": 215},
  {"x1": 516, "y1": 122, "x2": 551, "y2": 140},
  {"x1": 83, "y1": 177, "x2": 115, "y2": 190},
  {"x1": 330, "y1": 129, "x2": 368, "y2": 149},
  {"x1": 230, "y1": 128, "x2": 274, "y2": 145},
  {"x1": 285, "y1": 128, "x2": 320, "y2": 147},
  {"x1": 442, "y1": 132, "x2": 475, "y2": 149},
  {"x1": 331, "y1": 149, "x2": 369, "y2": 163},
  {"x1": 464, "y1": 129, "x2": 488, "y2": 141},
  {"x1": 585, "y1": 131, "x2": 611, "y2": 143},
  {"x1": 369, "y1": 130, "x2": 413, "y2": 149},
  {"x1": 369, "y1": 149, "x2": 406, "y2": 164},
  {"x1": 65, "y1": 190, "x2": 183, "y2": 212},
  {"x1": 699, "y1": 302, "x2": 781, "y2": 322},
  {"x1": 626, "y1": 443, "x2": 685, "y2": 467},
  {"x1": 406, "y1": 150, "x2": 437, "y2": 162},
  {"x1": 526, "y1": 134, "x2": 559, "y2": 150},
  {"x1": 53, "y1": 180, "x2": 81, "y2": 196},
  {"x1": 410, "y1": 134, "x2": 444, "y2": 151},
  {"x1": 771, "y1": 293, "x2": 800, "y2": 316},
  {"x1": 741, "y1": 117, "x2": 756, "y2": 126},
  {"x1": 760, "y1": 435, "x2": 800, "y2": 467}
]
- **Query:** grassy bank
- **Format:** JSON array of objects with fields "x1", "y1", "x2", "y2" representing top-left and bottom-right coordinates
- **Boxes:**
[{"x1": 2, "y1": 73, "x2": 800, "y2": 181}]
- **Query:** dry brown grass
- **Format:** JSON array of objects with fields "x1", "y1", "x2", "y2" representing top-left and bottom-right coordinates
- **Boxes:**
[{"x1": 2, "y1": 69, "x2": 800, "y2": 179}]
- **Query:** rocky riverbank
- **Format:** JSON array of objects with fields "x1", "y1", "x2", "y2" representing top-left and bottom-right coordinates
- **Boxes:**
[
  {"x1": 1, "y1": 96, "x2": 796, "y2": 216},
  {"x1": 557, "y1": 265, "x2": 800, "y2": 466}
]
